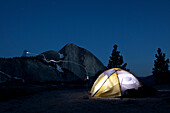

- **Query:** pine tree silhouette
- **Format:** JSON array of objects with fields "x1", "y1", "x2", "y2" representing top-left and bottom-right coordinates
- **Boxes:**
[
  {"x1": 152, "y1": 48, "x2": 169, "y2": 84},
  {"x1": 107, "y1": 44, "x2": 128, "y2": 70}
]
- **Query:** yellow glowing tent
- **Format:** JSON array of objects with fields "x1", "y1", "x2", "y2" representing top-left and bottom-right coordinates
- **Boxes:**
[{"x1": 91, "y1": 68, "x2": 142, "y2": 98}]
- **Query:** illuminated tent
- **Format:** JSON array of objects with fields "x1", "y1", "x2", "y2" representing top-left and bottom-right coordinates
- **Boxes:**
[{"x1": 91, "y1": 68, "x2": 142, "y2": 98}]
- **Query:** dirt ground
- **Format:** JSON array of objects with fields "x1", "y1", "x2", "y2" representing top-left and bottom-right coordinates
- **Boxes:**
[{"x1": 0, "y1": 85, "x2": 170, "y2": 113}]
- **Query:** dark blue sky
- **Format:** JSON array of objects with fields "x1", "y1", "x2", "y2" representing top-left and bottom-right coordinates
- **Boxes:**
[{"x1": 0, "y1": 0, "x2": 169, "y2": 76}]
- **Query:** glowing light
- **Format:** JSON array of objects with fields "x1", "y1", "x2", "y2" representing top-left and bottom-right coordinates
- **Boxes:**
[
  {"x1": 26, "y1": 52, "x2": 30, "y2": 54},
  {"x1": 86, "y1": 76, "x2": 89, "y2": 80}
]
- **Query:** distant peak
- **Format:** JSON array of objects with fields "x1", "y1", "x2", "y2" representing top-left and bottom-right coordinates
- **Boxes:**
[
  {"x1": 63, "y1": 43, "x2": 79, "y2": 48},
  {"x1": 65, "y1": 43, "x2": 76, "y2": 47},
  {"x1": 60, "y1": 43, "x2": 86, "y2": 53}
]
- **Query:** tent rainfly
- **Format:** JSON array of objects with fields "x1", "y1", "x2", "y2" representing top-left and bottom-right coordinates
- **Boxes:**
[{"x1": 91, "y1": 68, "x2": 142, "y2": 98}]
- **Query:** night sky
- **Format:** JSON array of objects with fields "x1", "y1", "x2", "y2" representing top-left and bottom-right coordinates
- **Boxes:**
[{"x1": 0, "y1": 0, "x2": 169, "y2": 77}]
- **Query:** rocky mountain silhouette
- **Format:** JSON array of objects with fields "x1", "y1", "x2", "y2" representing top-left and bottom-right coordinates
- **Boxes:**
[
  {"x1": 59, "y1": 43, "x2": 105, "y2": 79},
  {"x1": 0, "y1": 43, "x2": 105, "y2": 84}
]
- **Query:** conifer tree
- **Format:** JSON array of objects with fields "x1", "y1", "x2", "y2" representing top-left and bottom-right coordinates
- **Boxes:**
[
  {"x1": 152, "y1": 48, "x2": 169, "y2": 84},
  {"x1": 107, "y1": 44, "x2": 128, "y2": 70}
]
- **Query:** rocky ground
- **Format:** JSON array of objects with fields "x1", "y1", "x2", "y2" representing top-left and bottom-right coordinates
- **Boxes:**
[{"x1": 0, "y1": 84, "x2": 170, "y2": 113}]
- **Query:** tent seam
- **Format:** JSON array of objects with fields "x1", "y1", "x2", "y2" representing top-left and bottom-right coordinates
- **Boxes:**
[
  {"x1": 116, "y1": 71, "x2": 122, "y2": 96},
  {"x1": 92, "y1": 71, "x2": 116, "y2": 97}
]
